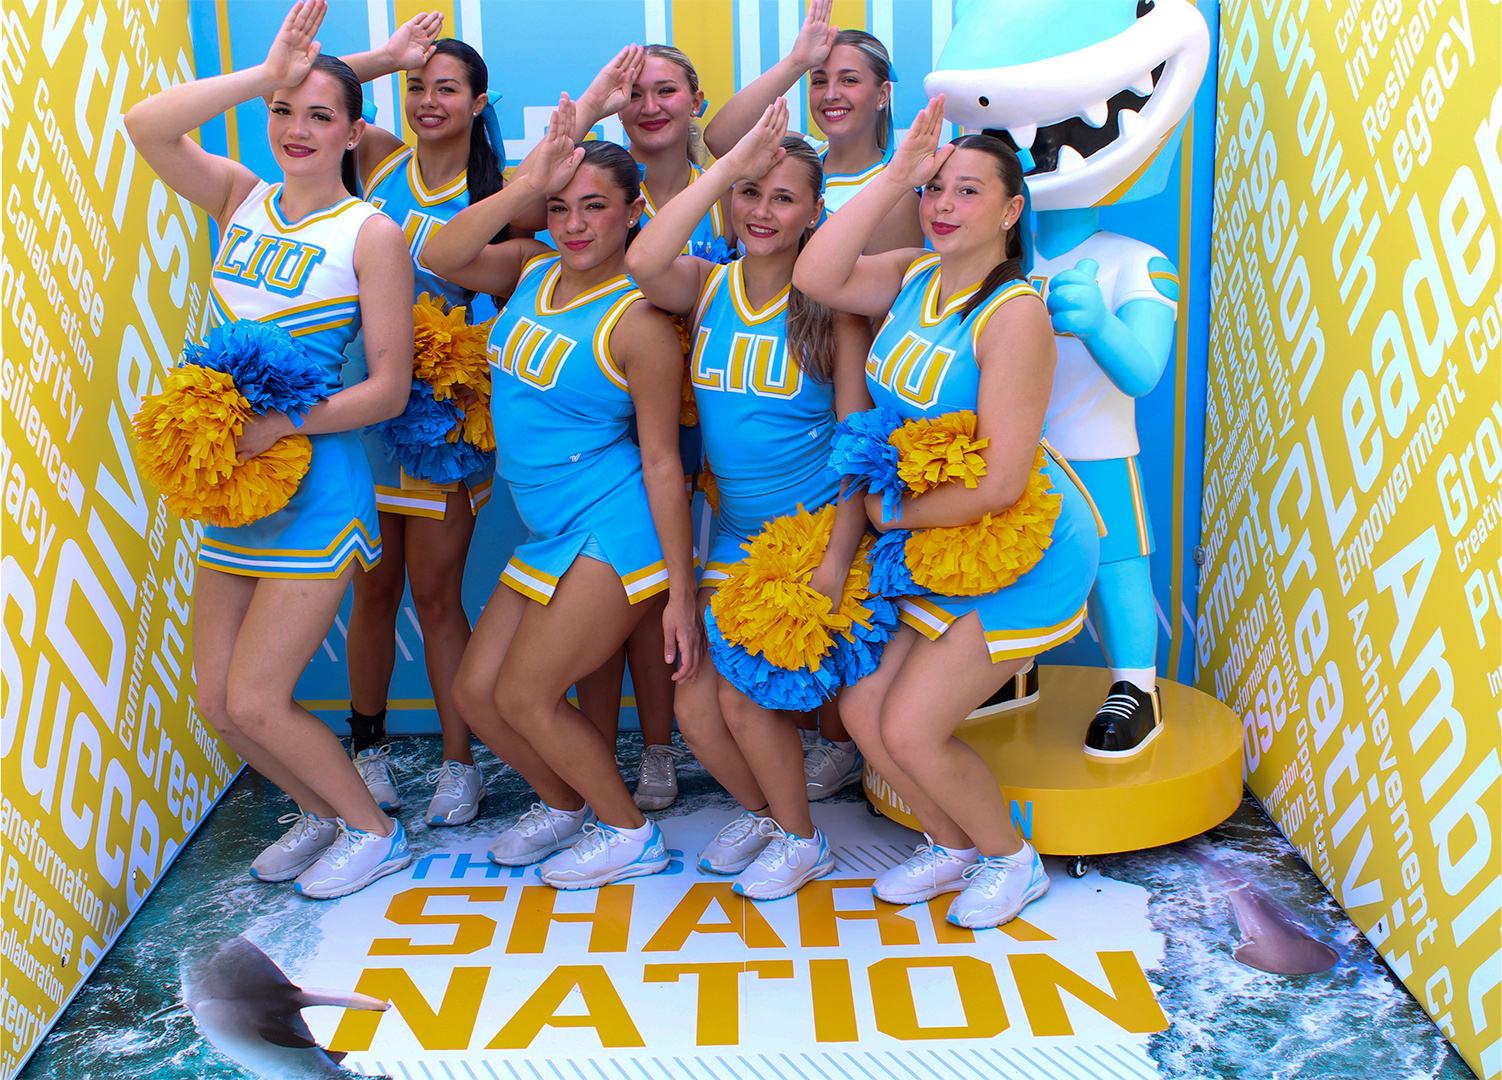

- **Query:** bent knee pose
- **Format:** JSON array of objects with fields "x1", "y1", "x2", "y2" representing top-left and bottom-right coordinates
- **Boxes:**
[
  {"x1": 795, "y1": 98, "x2": 1101, "y2": 928},
  {"x1": 335, "y1": 19, "x2": 513, "y2": 824},
  {"x1": 424, "y1": 100, "x2": 702, "y2": 890},
  {"x1": 124, "y1": 0, "x2": 415, "y2": 899},
  {"x1": 705, "y1": 0, "x2": 921, "y2": 254},
  {"x1": 628, "y1": 103, "x2": 874, "y2": 900}
]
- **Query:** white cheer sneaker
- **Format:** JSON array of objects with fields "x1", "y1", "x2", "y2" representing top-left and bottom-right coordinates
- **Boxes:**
[
  {"x1": 732, "y1": 821, "x2": 835, "y2": 900},
  {"x1": 539, "y1": 821, "x2": 670, "y2": 889},
  {"x1": 872, "y1": 836, "x2": 979, "y2": 904},
  {"x1": 353, "y1": 744, "x2": 401, "y2": 811},
  {"x1": 425, "y1": 760, "x2": 484, "y2": 827},
  {"x1": 804, "y1": 739, "x2": 864, "y2": 801},
  {"x1": 487, "y1": 802, "x2": 593, "y2": 866},
  {"x1": 698, "y1": 810, "x2": 775, "y2": 875},
  {"x1": 293, "y1": 818, "x2": 412, "y2": 900},
  {"x1": 946, "y1": 842, "x2": 1051, "y2": 929},
  {"x1": 249, "y1": 811, "x2": 339, "y2": 882}
]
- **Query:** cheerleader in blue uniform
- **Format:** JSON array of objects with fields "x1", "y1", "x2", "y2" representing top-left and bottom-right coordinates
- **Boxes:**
[
  {"x1": 705, "y1": 0, "x2": 922, "y2": 254},
  {"x1": 794, "y1": 98, "x2": 1101, "y2": 928},
  {"x1": 333, "y1": 17, "x2": 508, "y2": 826},
  {"x1": 625, "y1": 102, "x2": 874, "y2": 899},
  {"x1": 423, "y1": 98, "x2": 701, "y2": 890},
  {"x1": 124, "y1": 0, "x2": 415, "y2": 899}
]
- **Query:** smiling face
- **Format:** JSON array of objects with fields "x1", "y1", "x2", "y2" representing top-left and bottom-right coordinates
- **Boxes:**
[
  {"x1": 731, "y1": 157, "x2": 823, "y2": 260},
  {"x1": 404, "y1": 54, "x2": 483, "y2": 145},
  {"x1": 546, "y1": 164, "x2": 644, "y2": 273},
  {"x1": 919, "y1": 147, "x2": 1023, "y2": 258},
  {"x1": 621, "y1": 55, "x2": 704, "y2": 158},
  {"x1": 266, "y1": 72, "x2": 363, "y2": 181},
  {"x1": 809, "y1": 44, "x2": 889, "y2": 146}
]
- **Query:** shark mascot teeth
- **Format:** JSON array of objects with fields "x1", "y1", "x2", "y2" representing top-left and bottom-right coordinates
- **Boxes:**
[{"x1": 927, "y1": 0, "x2": 1209, "y2": 757}]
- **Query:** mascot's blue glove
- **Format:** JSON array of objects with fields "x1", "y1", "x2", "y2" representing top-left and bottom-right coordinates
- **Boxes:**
[{"x1": 1045, "y1": 258, "x2": 1110, "y2": 339}]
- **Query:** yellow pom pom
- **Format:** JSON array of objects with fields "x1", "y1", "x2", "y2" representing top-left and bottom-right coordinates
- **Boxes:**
[
  {"x1": 831, "y1": 533, "x2": 882, "y2": 642},
  {"x1": 906, "y1": 447, "x2": 1062, "y2": 595},
  {"x1": 133, "y1": 364, "x2": 312, "y2": 528},
  {"x1": 413, "y1": 294, "x2": 495, "y2": 446},
  {"x1": 698, "y1": 458, "x2": 720, "y2": 514},
  {"x1": 890, "y1": 411, "x2": 989, "y2": 494}
]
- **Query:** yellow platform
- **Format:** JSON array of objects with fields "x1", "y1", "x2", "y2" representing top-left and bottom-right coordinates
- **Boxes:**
[{"x1": 864, "y1": 665, "x2": 1244, "y2": 864}]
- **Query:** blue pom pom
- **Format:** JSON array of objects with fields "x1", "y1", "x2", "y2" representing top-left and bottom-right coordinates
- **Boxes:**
[
  {"x1": 828, "y1": 593, "x2": 899, "y2": 688},
  {"x1": 867, "y1": 529, "x2": 917, "y2": 597},
  {"x1": 829, "y1": 406, "x2": 907, "y2": 523},
  {"x1": 705, "y1": 606, "x2": 840, "y2": 712},
  {"x1": 184, "y1": 320, "x2": 326, "y2": 420},
  {"x1": 373, "y1": 380, "x2": 495, "y2": 486}
]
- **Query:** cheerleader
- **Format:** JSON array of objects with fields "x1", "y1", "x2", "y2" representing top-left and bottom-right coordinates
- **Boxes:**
[
  {"x1": 123, "y1": 0, "x2": 415, "y2": 898},
  {"x1": 625, "y1": 102, "x2": 874, "y2": 899},
  {"x1": 332, "y1": 16, "x2": 507, "y2": 827},
  {"x1": 705, "y1": 0, "x2": 921, "y2": 254},
  {"x1": 423, "y1": 98, "x2": 701, "y2": 889},
  {"x1": 793, "y1": 98, "x2": 1101, "y2": 928}
]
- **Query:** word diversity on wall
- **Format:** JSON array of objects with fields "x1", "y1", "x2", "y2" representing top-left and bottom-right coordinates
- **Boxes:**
[
  {"x1": 0, "y1": 0, "x2": 237, "y2": 1075},
  {"x1": 1200, "y1": 0, "x2": 1499, "y2": 1074}
]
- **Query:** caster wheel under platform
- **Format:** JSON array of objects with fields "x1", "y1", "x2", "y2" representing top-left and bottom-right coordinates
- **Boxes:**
[{"x1": 864, "y1": 665, "x2": 1243, "y2": 858}]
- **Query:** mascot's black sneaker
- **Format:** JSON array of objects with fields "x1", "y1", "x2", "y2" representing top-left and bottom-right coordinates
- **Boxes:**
[
  {"x1": 1084, "y1": 682, "x2": 1163, "y2": 758},
  {"x1": 969, "y1": 661, "x2": 1040, "y2": 719}
]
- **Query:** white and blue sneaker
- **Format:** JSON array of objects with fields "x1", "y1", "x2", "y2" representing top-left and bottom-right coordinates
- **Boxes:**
[
  {"x1": 946, "y1": 842, "x2": 1051, "y2": 929},
  {"x1": 249, "y1": 811, "x2": 338, "y2": 882},
  {"x1": 698, "y1": 810, "x2": 774, "y2": 875},
  {"x1": 488, "y1": 802, "x2": 594, "y2": 866},
  {"x1": 872, "y1": 836, "x2": 978, "y2": 904},
  {"x1": 539, "y1": 821, "x2": 670, "y2": 889},
  {"x1": 293, "y1": 818, "x2": 412, "y2": 899},
  {"x1": 732, "y1": 821, "x2": 835, "y2": 900},
  {"x1": 425, "y1": 760, "x2": 484, "y2": 826},
  {"x1": 804, "y1": 738, "x2": 864, "y2": 801},
  {"x1": 353, "y1": 745, "x2": 401, "y2": 811}
]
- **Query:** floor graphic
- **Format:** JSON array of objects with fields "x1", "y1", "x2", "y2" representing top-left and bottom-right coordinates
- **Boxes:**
[{"x1": 21, "y1": 737, "x2": 1474, "y2": 1080}]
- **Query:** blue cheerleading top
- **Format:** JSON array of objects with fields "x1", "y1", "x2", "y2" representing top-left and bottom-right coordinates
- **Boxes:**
[
  {"x1": 689, "y1": 260, "x2": 838, "y2": 546},
  {"x1": 362, "y1": 146, "x2": 475, "y2": 307},
  {"x1": 641, "y1": 162, "x2": 736, "y2": 264}
]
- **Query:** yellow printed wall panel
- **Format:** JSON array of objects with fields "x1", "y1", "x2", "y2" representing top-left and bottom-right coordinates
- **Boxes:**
[
  {"x1": 1200, "y1": 1, "x2": 1500, "y2": 1075},
  {"x1": 0, "y1": 2, "x2": 238, "y2": 1075}
]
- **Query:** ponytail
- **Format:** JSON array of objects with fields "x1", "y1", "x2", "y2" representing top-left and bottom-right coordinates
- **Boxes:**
[{"x1": 430, "y1": 39, "x2": 509, "y2": 244}]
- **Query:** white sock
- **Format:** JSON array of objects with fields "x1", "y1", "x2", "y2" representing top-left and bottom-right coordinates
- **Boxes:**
[
  {"x1": 828, "y1": 738, "x2": 856, "y2": 751},
  {"x1": 936, "y1": 843, "x2": 978, "y2": 860},
  {"x1": 1111, "y1": 668, "x2": 1157, "y2": 695},
  {"x1": 1001, "y1": 840, "x2": 1035, "y2": 865},
  {"x1": 615, "y1": 820, "x2": 655, "y2": 840},
  {"x1": 548, "y1": 803, "x2": 588, "y2": 820}
]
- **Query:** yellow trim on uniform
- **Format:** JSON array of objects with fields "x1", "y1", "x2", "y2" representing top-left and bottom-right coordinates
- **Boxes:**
[
  {"x1": 970, "y1": 281, "x2": 1043, "y2": 348},
  {"x1": 622, "y1": 560, "x2": 671, "y2": 603},
  {"x1": 200, "y1": 519, "x2": 367, "y2": 558},
  {"x1": 290, "y1": 317, "x2": 355, "y2": 337},
  {"x1": 593, "y1": 290, "x2": 646, "y2": 390},
  {"x1": 263, "y1": 185, "x2": 363, "y2": 232},
  {"x1": 822, "y1": 158, "x2": 885, "y2": 191},
  {"x1": 900, "y1": 252, "x2": 941, "y2": 288},
  {"x1": 919, "y1": 266, "x2": 983, "y2": 327},
  {"x1": 375, "y1": 483, "x2": 448, "y2": 520},
  {"x1": 983, "y1": 604, "x2": 1089, "y2": 661},
  {"x1": 363, "y1": 146, "x2": 412, "y2": 196},
  {"x1": 896, "y1": 595, "x2": 955, "y2": 640},
  {"x1": 1126, "y1": 457, "x2": 1152, "y2": 557},
  {"x1": 502, "y1": 557, "x2": 561, "y2": 604},
  {"x1": 199, "y1": 521, "x2": 381, "y2": 579},
  {"x1": 729, "y1": 261, "x2": 789, "y2": 325},
  {"x1": 1148, "y1": 269, "x2": 1179, "y2": 286},
  {"x1": 692, "y1": 263, "x2": 731, "y2": 332},
  {"x1": 407, "y1": 152, "x2": 467, "y2": 207},
  {"x1": 468, "y1": 477, "x2": 494, "y2": 514},
  {"x1": 538, "y1": 260, "x2": 635, "y2": 315},
  {"x1": 1041, "y1": 438, "x2": 1108, "y2": 539},
  {"x1": 517, "y1": 252, "x2": 554, "y2": 286}
]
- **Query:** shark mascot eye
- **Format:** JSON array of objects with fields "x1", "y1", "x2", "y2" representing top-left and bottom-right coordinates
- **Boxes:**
[
  {"x1": 923, "y1": 0, "x2": 1209, "y2": 210},
  {"x1": 927, "y1": 0, "x2": 1211, "y2": 758}
]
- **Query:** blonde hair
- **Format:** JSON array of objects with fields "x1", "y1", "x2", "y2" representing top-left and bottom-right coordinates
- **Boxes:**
[
  {"x1": 644, "y1": 44, "x2": 708, "y2": 166},
  {"x1": 829, "y1": 30, "x2": 893, "y2": 151}
]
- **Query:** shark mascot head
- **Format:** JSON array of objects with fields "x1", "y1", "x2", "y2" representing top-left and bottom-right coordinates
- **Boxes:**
[{"x1": 924, "y1": 0, "x2": 1209, "y2": 211}]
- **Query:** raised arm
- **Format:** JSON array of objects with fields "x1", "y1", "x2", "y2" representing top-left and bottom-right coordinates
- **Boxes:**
[
  {"x1": 235, "y1": 214, "x2": 415, "y2": 460},
  {"x1": 791, "y1": 96, "x2": 950, "y2": 317},
  {"x1": 704, "y1": 0, "x2": 836, "y2": 157},
  {"x1": 868, "y1": 294, "x2": 1055, "y2": 531},
  {"x1": 124, "y1": 0, "x2": 329, "y2": 228},
  {"x1": 421, "y1": 94, "x2": 582, "y2": 294},
  {"x1": 341, "y1": 10, "x2": 444, "y2": 179},
  {"x1": 616, "y1": 303, "x2": 704, "y2": 683},
  {"x1": 627, "y1": 99, "x2": 792, "y2": 315}
]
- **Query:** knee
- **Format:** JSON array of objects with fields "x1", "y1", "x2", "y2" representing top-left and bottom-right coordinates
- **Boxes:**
[
  {"x1": 716, "y1": 687, "x2": 762, "y2": 735},
  {"x1": 223, "y1": 680, "x2": 279, "y2": 741},
  {"x1": 837, "y1": 689, "x2": 881, "y2": 745},
  {"x1": 355, "y1": 569, "x2": 406, "y2": 616},
  {"x1": 195, "y1": 693, "x2": 241, "y2": 742},
  {"x1": 451, "y1": 668, "x2": 494, "y2": 725},
  {"x1": 492, "y1": 679, "x2": 550, "y2": 735},
  {"x1": 408, "y1": 576, "x2": 462, "y2": 626},
  {"x1": 878, "y1": 713, "x2": 933, "y2": 767}
]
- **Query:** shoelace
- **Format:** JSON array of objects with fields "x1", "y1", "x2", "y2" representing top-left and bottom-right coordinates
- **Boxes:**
[
  {"x1": 638, "y1": 745, "x2": 685, "y2": 787},
  {"x1": 903, "y1": 837, "x2": 943, "y2": 872},
  {"x1": 753, "y1": 818, "x2": 809, "y2": 870},
  {"x1": 316, "y1": 821, "x2": 359, "y2": 870},
  {"x1": 715, "y1": 813, "x2": 760, "y2": 846},
  {"x1": 573, "y1": 822, "x2": 629, "y2": 859},
  {"x1": 425, "y1": 761, "x2": 472, "y2": 797},
  {"x1": 274, "y1": 811, "x2": 323, "y2": 849},
  {"x1": 960, "y1": 855, "x2": 1024, "y2": 897},
  {"x1": 803, "y1": 742, "x2": 849, "y2": 779},
  {"x1": 1095, "y1": 693, "x2": 1141, "y2": 721},
  {"x1": 354, "y1": 744, "x2": 396, "y2": 781},
  {"x1": 515, "y1": 802, "x2": 562, "y2": 836}
]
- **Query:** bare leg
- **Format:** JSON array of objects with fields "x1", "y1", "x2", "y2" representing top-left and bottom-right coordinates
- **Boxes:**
[
  {"x1": 673, "y1": 588, "x2": 766, "y2": 810},
  {"x1": 817, "y1": 698, "x2": 851, "y2": 743},
  {"x1": 346, "y1": 510, "x2": 407, "y2": 717},
  {"x1": 840, "y1": 626, "x2": 970, "y2": 847},
  {"x1": 493, "y1": 557, "x2": 655, "y2": 828},
  {"x1": 719, "y1": 687, "x2": 814, "y2": 837},
  {"x1": 878, "y1": 613, "x2": 1028, "y2": 856},
  {"x1": 453, "y1": 581, "x2": 585, "y2": 810},
  {"x1": 405, "y1": 491, "x2": 478, "y2": 765},
  {"x1": 575, "y1": 647, "x2": 626, "y2": 743},
  {"x1": 225, "y1": 569, "x2": 393, "y2": 834},
  {"x1": 192, "y1": 568, "x2": 333, "y2": 816},
  {"x1": 625, "y1": 592, "x2": 676, "y2": 747}
]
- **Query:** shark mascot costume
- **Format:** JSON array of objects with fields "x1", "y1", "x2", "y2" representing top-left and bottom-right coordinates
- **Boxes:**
[{"x1": 926, "y1": 0, "x2": 1210, "y2": 758}]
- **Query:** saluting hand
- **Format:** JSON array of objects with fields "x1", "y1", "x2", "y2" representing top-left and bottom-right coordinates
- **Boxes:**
[
  {"x1": 531, "y1": 94, "x2": 587, "y2": 196},
  {"x1": 790, "y1": 0, "x2": 838, "y2": 72},
  {"x1": 885, "y1": 95, "x2": 954, "y2": 192},
  {"x1": 722, "y1": 98, "x2": 789, "y2": 182},
  {"x1": 582, "y1": 44, "x2": 646, "y2": 121},
  {"x1": 384, "y1": 11, "x2": 443, "y2": 71},
  {"x1": 263, "y1": 0, "x2": 327, "y2": 90}
]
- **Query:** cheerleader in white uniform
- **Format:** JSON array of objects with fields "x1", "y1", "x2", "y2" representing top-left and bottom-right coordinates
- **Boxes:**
[{"x1": 124, "y1": 0, "x2": 414, "y2": 899}]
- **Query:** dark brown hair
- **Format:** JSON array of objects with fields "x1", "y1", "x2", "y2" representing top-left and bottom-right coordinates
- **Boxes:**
[
  {"x1": 947, "y1": 133, "x2": 1028, "y2": 320},
  {"x1": 429, "y1": 40, "x2": 506, "y2": 236},
  {"x1": 306, "y1": 55, "x2": 364, "y2": 196},
  {"x1": 776, "y1": 137, "x2": 837, "y2": 383}
]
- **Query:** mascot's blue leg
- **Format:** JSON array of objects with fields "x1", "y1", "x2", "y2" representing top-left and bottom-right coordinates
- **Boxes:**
[{"x1": 1083, "y1": 556, "x2": 1164, "y2": 759}]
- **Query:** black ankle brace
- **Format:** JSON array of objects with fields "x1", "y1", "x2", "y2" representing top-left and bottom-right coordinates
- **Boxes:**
[{"x1": 348, "y1": 706, "x2": 388, "y2": 754}]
